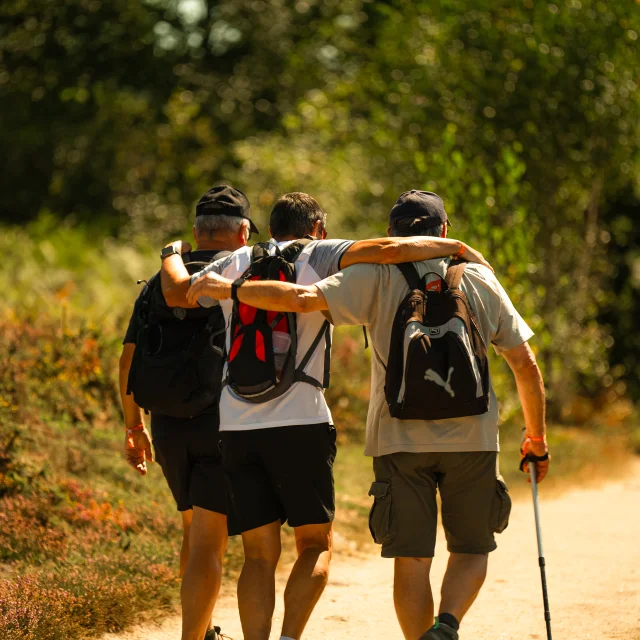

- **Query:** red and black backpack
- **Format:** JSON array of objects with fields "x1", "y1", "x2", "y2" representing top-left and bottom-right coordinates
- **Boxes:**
[{"x1": 225, "y1": 239, "x2": 331, "y2": 403}]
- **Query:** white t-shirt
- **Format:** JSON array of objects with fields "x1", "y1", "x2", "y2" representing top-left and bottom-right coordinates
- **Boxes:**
[{"x1": 192, "y1": 238, "x2": 354, "y2": 431}]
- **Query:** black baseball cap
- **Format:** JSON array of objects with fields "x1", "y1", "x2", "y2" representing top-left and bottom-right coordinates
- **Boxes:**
[
  {"x1": 195, "y1": 184, "x2": 259, "y2": 235},
  {"x1": 389, "y1": 190, "x2": 449, "y2": 228}
]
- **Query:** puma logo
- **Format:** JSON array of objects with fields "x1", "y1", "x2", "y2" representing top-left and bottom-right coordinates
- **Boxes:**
[{"x1": 424, "y1": 367, "x2": 455, "y2": 398}]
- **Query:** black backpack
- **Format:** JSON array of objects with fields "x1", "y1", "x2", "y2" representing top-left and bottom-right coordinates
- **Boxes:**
[
  {"x1": 225, "y1": 240, "x2": 331, "y2": 403},
  {"x1": 384, "y1": 260, "x2": 490, "y2": 420},
  {"x1": 126, "y1": 250, "x2": 230, "y2": 419}
]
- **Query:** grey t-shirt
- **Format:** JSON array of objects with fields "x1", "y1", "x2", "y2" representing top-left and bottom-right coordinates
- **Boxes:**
[{"x1": 316, "y1": 259, "x2": 534, "y2": 457}]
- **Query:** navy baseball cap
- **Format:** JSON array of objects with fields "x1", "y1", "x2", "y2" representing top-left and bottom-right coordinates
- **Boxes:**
[
  {"x1": 195, "y1": 184, "x2": 259, "y2": 235},
  {"x1": 389, "y1": 190, "x2": 449, "y2": 228}
]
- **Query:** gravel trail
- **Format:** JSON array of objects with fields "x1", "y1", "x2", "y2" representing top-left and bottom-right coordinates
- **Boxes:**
[{"x1": 104, "y1": 462, "x2": 640, "y2": 640}]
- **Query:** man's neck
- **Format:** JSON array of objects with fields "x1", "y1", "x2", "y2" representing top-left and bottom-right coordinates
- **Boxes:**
[
  {"x1": 195, "y1": 240, "x2": 238, "y2": 252},
  {"x1": 273, "y1": 234, "x2": 312, "y2": 242}
]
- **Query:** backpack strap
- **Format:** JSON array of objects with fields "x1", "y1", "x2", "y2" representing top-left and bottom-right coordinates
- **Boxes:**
[
  {"x1": 322, "y1": 321, "x2": 332, "y2": 388},
  {"x1": 445, "y1": 260, "x2": 467, "y2": 290},
  {"x1": 293, "y1": 320, "x2": 332, "y2": 389},
  {"x1": 203, "y1": 249, "x2": 232, "y2": 266},
  {"x1": 279, "y1": 237, "x2": 313, "y2": 264},
  {"x1": 396, "y1": 262, "x2": 423, "y2": 291},
  {"x1": 251, "y1": 242, "x2": 272, "y2": 264},
  {"x1": 138, "y1": 274, "x2": 159, "y2": 325},
  {"x1": 182, "y1": 248, "x2": 232, "y2": 267}
]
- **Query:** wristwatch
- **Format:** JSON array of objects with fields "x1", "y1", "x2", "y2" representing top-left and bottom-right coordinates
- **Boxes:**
[
  {"x1": 231, "y1": 278, "x2": 245, "y2": 303},
  {"x1": 160, "y1": 245, "x2": 180, "y2": 261}
]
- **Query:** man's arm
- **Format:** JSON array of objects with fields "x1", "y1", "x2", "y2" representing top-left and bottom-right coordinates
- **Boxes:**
[
  {"x1": 340, "y1": 237, "x2": 492, "y2": 271},
  {"x1": 502, "y1": 341, "x2": 549, "y2": 482},
  {"x1": 160, "y1": 240, "x2": 198, "y2": 308},
  {"x1": 119, "y1": 344, "x2": 153, "y2": 475},
  {"x1": 186, "y1": 274, "x2": 327, "y2": 314}
]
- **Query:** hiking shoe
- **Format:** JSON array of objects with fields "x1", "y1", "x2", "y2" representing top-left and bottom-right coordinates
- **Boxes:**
[
  {"x1": 418, "y1": 622, "x2": 459, "y2": 640},
  {"x1": 205, "y1": 627, "x2": 233, "y2": 640}
]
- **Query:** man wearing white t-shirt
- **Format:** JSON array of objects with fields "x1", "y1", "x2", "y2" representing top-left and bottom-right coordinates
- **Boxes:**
[{"x1": 160, "y1": 192, "x2": 492, "y2": 640}]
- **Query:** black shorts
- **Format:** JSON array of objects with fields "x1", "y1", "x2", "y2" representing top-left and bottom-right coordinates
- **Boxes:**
[
  {"x1": 221, "y1": 423, "x2": 337, "y2": 534},
  {"x1": 151, "y1": 412, "x2": 227, "y2": 516}
]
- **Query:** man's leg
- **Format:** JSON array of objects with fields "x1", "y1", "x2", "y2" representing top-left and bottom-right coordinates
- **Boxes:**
[
  {"x1": 179, "y1": 509, "x2": 193, "y2": 578},
  {"x1": 237, "y1": 520, "x2": 282, "y2": 640},
  {"x1": 394, "y1": 557, "x2": 434, "y2": 639},
  {"x1": 180, "y1": 507, "x2": 228, "y2": 640},
  {"x1": 369, "y1": 453, "x2": 438, "y2": 639},
  {"x1": 425, "y1": 452, "x2": 506, "y2": 637},
  {"x1": 438, "y1": 552, "x2": 488, "y2": 622},
  {"x1": 281, "y1": 522, "x2": 333, "y2": 639}
]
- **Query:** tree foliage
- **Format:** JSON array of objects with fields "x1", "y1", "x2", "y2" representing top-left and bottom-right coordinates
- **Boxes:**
[{"x1": 1, "y1": 0, "x2": 638, "y2": 409}]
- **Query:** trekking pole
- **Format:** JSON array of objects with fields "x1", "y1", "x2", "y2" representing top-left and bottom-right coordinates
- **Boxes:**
[{"x1": 529, "y1": 464, "x2": 553, "y2": 640}]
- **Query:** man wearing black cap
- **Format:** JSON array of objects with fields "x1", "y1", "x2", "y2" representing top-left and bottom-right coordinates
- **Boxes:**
[
  {"x1": 120, "y1": 184, "x2": 256, "y2": 640},
  {"x1": 186, "y1": 189, "x2": 550, "y2": 640},
  {"x1": 387, "y1": 189, "x2": 451, "y2": 236}
]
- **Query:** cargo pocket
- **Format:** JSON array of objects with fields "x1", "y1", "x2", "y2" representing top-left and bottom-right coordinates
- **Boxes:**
[
  {"x1": 368, "y1": 481, "x2": 393, "y2": 545},
  {"x1": 490, "y1": 478, "x2": 512, "y2": 534}
]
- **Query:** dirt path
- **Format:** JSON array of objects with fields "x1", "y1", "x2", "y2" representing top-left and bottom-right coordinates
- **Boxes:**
[{"x1": 106, "y1": 463, "x2": 640, "y2": 640}]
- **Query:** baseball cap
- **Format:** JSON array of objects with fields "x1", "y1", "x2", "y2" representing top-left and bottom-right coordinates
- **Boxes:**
[
  {"x1": 389, "y1": 190, "x2": 449, "y2": 228},
  {"x1": 195, "y1": 184, "x2": 259, "y2": 235}
]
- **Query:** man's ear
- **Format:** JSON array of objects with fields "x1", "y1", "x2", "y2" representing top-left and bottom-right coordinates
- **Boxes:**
[
  {"x1": 387, "y1": 226, "x2": 392, "y2": 237},
  {"x1": 192, "y1": 225, "x2": 198, "y2": 243},
  {"x1": 239, "y1": 221, "x2": 249, "y2": 246},
  {"x1": 268, "y1": 225, "x2": 272, "y2": 238},
  {"x1": 312, "y1": 220, "x2": 325, "y2": 239},
  {"x1": 442, "y1": 225, "x2": 448, "y2": 238}
]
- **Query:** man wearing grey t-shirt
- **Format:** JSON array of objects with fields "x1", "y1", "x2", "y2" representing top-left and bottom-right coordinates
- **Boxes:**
[{"x1": 187, "y1": 190, "x2": 550, "y2": 640}]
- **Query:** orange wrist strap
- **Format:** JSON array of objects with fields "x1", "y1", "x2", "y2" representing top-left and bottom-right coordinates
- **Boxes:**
[
  {"x1": 526, "y1": 434, "x2": 546, "y2": 443},
  {"x1": 456, "y1": 244, "x2": 466, "y2": 258},
  {"x1": 126, "y1": 423, "x2": 145, "y2": 433}
]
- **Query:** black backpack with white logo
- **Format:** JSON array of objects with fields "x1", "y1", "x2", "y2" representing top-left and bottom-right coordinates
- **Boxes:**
[
  {"x1": 126, "y1": 250, "x2": 230, "y2": 419},
  {"x1": 384, "y1": 260, "x2": 490, "y2": 420},
  {"x1": 225, "y1": 240, "x2": 331, "y2": 403}
]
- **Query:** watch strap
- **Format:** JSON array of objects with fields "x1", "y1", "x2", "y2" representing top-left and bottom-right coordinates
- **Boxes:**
[{"x1": 231, "y1": 278, "x2": 244, "y2": 304}]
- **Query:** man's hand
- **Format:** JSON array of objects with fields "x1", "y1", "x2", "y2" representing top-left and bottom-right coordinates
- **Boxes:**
[
  {"x1": 186, "y1": 272, "x2": 233, "y2": 306},
  {"x1": 520, "y1": 433, "x2": 550, "y2": 483},
  {"x1": 459, "y1": 243, "x2": 494, "y2": 273},
  {"x1": 124, "y1": 425, "x2": 153, "y2": 476}
]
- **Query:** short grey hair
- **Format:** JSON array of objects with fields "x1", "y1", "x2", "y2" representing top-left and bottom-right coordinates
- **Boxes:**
[
  {"x1": 390, "y1": 217, "x2": 445, "y2": 238},
  {"x1": 194, "y1": 214, "x2": 249, "y2": 239}
]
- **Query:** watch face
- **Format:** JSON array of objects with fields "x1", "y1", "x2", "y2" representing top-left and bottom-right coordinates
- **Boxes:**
[{"x1": 161, "y1": 246, "x2": 177, "y2": 259}]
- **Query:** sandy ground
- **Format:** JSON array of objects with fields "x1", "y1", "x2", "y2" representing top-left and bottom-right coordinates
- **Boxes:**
[{"x1": 104, "y1": 463, "x2": 640, "y2": 640}]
